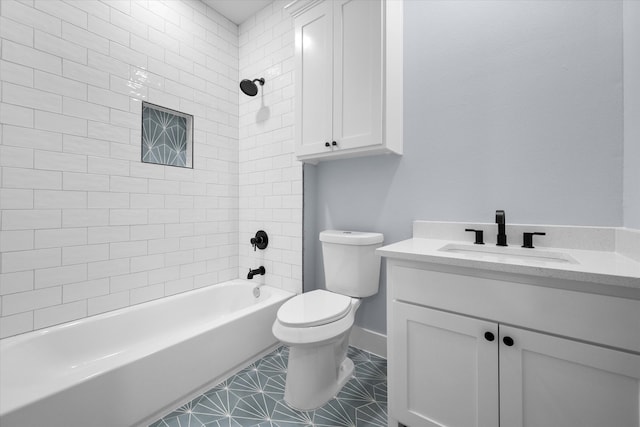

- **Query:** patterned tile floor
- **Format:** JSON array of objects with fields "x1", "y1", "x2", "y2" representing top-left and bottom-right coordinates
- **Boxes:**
[{"x1": 150, "y1": 346, "x2": 387, "y2": 427}]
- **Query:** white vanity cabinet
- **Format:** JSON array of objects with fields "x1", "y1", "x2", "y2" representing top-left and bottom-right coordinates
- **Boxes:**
[
  {"x1": 387, "y1": 261, "x2": 640, "y2": 427},
  {"x1": 286, "y1": 0, "x2": 403, "y2": 163},
  {"x1": 391, "y1": 302, "x2": 499, "y2": 427},
  {"x1": 499, "y1": 325, "x2": 640, "y2": 427}
]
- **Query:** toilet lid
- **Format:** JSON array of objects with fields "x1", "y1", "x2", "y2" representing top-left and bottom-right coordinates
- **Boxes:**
[{"x1": 277, "y1": 290, "x2": 352, "y2": 328}]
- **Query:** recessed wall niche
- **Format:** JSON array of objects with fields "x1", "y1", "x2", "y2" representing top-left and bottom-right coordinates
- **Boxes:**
[{"x1": 141, "y1": 102, "x2": 193, "y2": 168}]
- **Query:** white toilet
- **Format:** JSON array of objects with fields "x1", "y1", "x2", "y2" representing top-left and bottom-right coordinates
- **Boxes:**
[{"x1": 272, "y1": 230, "x2": 384, "y2": 410}]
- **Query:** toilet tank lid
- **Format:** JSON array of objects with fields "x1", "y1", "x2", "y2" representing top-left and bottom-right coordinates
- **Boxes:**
[{"x1": 319, "y1": 230, "x2": 384, "y2": 245}]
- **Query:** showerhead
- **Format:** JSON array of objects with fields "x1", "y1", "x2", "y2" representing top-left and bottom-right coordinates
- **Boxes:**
[{"x1": 240, "y1": 78, "x2": 265, "y2": 96}]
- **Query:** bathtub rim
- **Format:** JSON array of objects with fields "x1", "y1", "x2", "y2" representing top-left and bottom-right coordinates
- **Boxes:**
[{"x1": 1, "y1": 279, "x2": 288, "y2": 348}]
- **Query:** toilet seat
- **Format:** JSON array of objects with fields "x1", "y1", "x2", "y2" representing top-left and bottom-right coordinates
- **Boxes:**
[{"x1": 277, "y1": 290, "x2": 352, "y2": 328}]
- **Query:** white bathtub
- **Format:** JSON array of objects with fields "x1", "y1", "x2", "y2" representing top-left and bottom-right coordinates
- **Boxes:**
[{"x1": 0, "y1": 279, "x2": 293, "y2": 427}]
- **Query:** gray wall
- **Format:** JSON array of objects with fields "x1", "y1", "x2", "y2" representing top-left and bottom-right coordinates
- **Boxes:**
[
  {"x1": 624, "y1": 1, "x2": 640, "y2": 229},
  {"x1": 305, "y1": 0, "x2": 626, "y2": 334}
]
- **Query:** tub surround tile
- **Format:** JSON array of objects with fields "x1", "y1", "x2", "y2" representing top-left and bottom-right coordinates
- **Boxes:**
[
  {"x1": 0, "y1": 312, "x2": 34, "y2": 339},
  {"x1": 33, "y1": 300, "x2": 87, "y2": 329},
  {"x1": 0, "y1": 271, "x2": 35, "y2": 296},
  {"x1": 0, "y1": 60, "x2": 35, "y2": 87},
  {"x1": 2, "y1": 209, "x2": 62, "y2": 230},
  {"x1": 62, "y1": 243, "x2": 109, "y2": 265},
  {"x1": 34, "y1": 70, "x2": 88, "y2": 101},
  {"x1": 0, "y1": 0, "x2": 302, "y2": 339},
  {"x1": 151, "y1": 346, "x2": 387, "y2": 427},
  {"x1": 2, "y1": 80, "x2": 63, "y2": 112},
  {"x1": 62, "y1": 278, "x2": 110, "y2": 303},
  {"x1": 0, "y1": 146, "x2": 34, "y2": 169},
  {"x1": 238, "y1": 1, "x2": 301, "y2": 296},
  {"x1": 34, "y1": 264, "x2": 87, "y2": 289},
  {"x1": 2, "y1": 287, "x2": 61, "y2": 316},
  {"x1": 2, "y1": 168, "x2": 62, "y2": 190},
  {"x1": 0, "y1": 102, "x2": 35, "y2": 128},
  {"x1": 0, "y1": 230, "x2": 34, "y2": 252},
  {"x1": 0, "y1": 189, "x2": 34, "y2": 210},
  {"x1": 1, "y1": 248, "x2": 61, "y2": 273},
  {"x1": 62, "y1": 172, "x2": 110, "y2": 192},
  {"x1": 34, "y1": 189, "x2": 87, "y2": 209},
  {"x1": 130, "y1": 283, "x2": 165, "y2": 305},
  {"x1": 87, "y1": 290, "x2": 129, "y2": 316},
  {"x1": 62, "y1": 208, "x2": 109, "y2": 228}
]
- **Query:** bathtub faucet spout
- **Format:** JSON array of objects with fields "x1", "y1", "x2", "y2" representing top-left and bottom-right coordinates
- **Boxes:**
[{"x1": 247, "y1": 266, "x2": 265, "y2": 279}]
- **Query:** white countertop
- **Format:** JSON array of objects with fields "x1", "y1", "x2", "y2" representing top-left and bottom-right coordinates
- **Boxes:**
[{"x1": 377, "y1": 237, "x2": 640, "y2": 291}]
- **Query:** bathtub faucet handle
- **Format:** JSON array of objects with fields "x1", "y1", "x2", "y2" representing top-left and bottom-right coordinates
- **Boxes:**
[
  {"x1": 250, "y1": 230, "x2": 269, "y2": 251},
  {"x1": 247, "y1": 266, "x2": 266, "y2": 279}
]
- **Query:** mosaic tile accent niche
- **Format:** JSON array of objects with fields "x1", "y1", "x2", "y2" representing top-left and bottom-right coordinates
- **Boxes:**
[
  {"x1": 142, "y1": 102, "x2": 193, "y2": 168},
  {"x1": 150, "y1": 346, "x2": 387, "y2": 427}
]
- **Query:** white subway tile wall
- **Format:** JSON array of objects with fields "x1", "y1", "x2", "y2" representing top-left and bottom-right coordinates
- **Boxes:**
[
  {"x1": 0, "y1": 0, "x2": 247, "y2": 338},
  {"x1": 238, "y1": 1, "x2": 301, "y2": 294}
]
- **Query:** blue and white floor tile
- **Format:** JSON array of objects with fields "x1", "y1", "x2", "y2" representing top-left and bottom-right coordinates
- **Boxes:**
[{"x1": 150, "y1": 346, "x2": 387, "y2": 427}]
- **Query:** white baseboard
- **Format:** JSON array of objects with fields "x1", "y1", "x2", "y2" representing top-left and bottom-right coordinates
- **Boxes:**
[{"x1": 349, "y1": 325, "x2": 387, "y2": 358}]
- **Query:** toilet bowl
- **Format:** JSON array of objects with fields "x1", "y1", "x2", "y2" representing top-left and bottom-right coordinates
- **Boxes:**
[
  {"x1": 272, "y1": 230, "x2": 383, "y2": 411},
  {"x1": 272, "y1": 290, "x2": 361, "y2": 410}
]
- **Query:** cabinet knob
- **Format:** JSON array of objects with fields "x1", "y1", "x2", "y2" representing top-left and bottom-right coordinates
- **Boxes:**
[
  {"x1": 503, "y1": 336, "x2": 514, "y2": 346},
  {"x1": 325, "y1": 142, "x2": 330, "y2": 147},
  {"x1": 332, "y1": 141, "x2": 337, "y2": 146},
  {"x1": 484, "y1": 332, "x2": 495, "y2": 342}
]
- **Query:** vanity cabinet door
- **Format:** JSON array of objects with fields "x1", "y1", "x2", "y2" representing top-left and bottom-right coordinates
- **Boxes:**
[
  {"x1": 390, "y1": 301, "x2": 499, "y2": 427},
  {"x1": 499, "y1": 325, "x2": 640, "y2": 427}
]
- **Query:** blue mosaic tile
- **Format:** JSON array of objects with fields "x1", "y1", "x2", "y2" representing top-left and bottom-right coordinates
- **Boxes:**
[
  {"x1": 150, "y1": 346, "x2": 387, "y2": 427},
  {"x1": 142, "y1": 103, "x2": 191, "y2": 168}
]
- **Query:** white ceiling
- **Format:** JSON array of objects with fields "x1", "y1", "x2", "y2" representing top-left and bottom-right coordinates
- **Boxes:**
[{"x1": 202, "y1": 0, "x2": 273, "y2": 25}]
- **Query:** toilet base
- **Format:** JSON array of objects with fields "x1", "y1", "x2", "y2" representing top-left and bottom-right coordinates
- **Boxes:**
[
  {"x1": 283, "y1": 333, "x2": 353, "y2": 411},
  {"x1": 336, "y1": 357, "x2": 355, "y2": 393}
]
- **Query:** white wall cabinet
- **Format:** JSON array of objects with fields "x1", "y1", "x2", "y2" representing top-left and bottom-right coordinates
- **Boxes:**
[
  {"x1": 287, "y1": 0, "x2": 403, "y2": 163},
  {"x1": 387, "y1": 262, "x2": 640, "y2": 427}
]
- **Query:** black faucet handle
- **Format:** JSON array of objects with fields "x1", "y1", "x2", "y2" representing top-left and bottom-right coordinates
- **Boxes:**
[
  {"x1": 250, "y1": 230, "x2": 268, "y2": 251},
  {"x1": 465, "y1": 228, "x2": 485, "y2": 245},
  {"x1": 495, "y1": 210, "x2": 505, "y2": 223},
  {"x1": 522, "y1": 232, "x2": 546, "y2": 249}
]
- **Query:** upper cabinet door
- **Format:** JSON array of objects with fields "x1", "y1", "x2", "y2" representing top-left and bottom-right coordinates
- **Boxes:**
[
  {"x1": 294, "y1": 1, "x2": 334, "y2": 157},
  {"x1": 332, "y1": 0, "x2": 383, "y2": 151}
]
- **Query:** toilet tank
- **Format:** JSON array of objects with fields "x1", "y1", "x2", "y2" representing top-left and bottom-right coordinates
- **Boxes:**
[{"x1": 320, "y1": 230, "x2": 384, "y2": 297}]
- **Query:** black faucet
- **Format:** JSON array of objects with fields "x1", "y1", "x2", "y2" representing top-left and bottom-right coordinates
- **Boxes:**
[
  {"x1": 495, "y1": 210, "x2": 507, "y2": 246},
  {"x1": 247, "y1": 266, "x2": 265, "y2": 279}
]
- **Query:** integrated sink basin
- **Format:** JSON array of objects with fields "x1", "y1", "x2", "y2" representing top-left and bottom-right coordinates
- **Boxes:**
[{"x1": 439, "y1": 243, "x2": 579, "y2": 264}]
